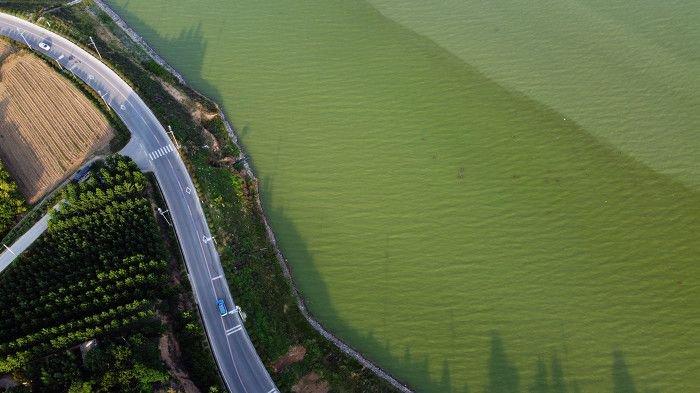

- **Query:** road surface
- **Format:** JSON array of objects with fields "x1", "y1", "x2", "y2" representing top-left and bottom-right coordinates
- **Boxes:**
[
  {"x1": 0, "y1": 13, "x2": 277, "y2": 393},
  {"x1": 0, "y1": 212, "x2": 50, "y2": 272}
]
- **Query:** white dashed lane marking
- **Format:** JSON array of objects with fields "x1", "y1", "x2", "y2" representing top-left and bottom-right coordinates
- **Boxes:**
[{"x1": 148, "y1": 144, "x2": 175, "y2": 160}]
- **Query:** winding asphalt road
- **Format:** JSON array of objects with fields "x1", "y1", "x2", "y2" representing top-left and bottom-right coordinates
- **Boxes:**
[{"x1": 0, "y1": 13, "x2": 277, "y2": 393}]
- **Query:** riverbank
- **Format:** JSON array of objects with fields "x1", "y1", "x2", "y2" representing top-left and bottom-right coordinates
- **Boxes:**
[
  {"x1": 4, "y1": 1, "x2": 406, "y2": 391},
  {"x1": 93, "y1": 1, "x2": 411, "y2": 390}
]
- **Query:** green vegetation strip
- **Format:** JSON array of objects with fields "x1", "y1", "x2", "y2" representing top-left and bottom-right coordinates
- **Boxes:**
[{"x1": 0, "y1": 161, "x2": 26, "y2": 239}]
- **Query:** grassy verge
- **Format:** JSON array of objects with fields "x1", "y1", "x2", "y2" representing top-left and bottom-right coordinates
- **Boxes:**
[
  {"x1": 0, "y1": 1, "x2": 62, "y2": 14},
  {"x1": 0, "y1": 2, "x2": 398, "y2": 391}
]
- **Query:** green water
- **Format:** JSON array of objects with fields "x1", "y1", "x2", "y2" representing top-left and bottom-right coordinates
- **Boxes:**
[{"x1": 108, "y1": 1, "x2": 699, "y2": 391}]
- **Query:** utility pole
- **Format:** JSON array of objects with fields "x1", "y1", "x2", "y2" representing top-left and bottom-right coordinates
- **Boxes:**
[
  {"x1": 157, "y1": 207, "x2": 172, "y2": 227},
  {"x1": 167, "y1": 125, "x2": 180, "y2": 149},
  {"x1": 230, "y1": 305, "x2": 246, "y2": 321},
  {"x1": 89, "y1": 36, "x2": 102, "y2": 60}
]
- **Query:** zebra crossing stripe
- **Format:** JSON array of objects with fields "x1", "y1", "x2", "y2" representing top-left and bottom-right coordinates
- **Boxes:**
[
  {"x1": 148, "y1": 145, "x2": 175, "y2": 161},
  {"x1": 226, "y1": 325, "x2": 243, "y2": 335}
]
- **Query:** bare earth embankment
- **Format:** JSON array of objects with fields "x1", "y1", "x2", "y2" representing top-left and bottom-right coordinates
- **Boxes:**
[{"x1": 0, "y1": 40, "x2": 113, "y2": 203}]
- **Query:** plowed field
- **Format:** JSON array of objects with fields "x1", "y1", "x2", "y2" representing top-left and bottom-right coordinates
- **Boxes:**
[{"x1": 0, "y1": 42, "x2": 113, "y2": 203}]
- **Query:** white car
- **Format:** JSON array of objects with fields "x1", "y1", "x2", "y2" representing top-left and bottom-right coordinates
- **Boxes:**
[{"x1": 38, "y1": 42, "x2": 51, "y2": 51}]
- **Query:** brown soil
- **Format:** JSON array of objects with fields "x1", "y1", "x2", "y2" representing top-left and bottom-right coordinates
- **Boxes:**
[
  {"x1": 160, "y1": 80, "x2": 218, "y2": 125},
  {"x1": 271, "y1": 345, "x2": 307, "y2": 373},
  {"x1": 201, "y1": 127, "x2": 220, "y2": 153},
  {"x1": 0, "y1": 46, "x2": 113, "y2": 203},
  {"x1": 214, "y1": 156, "x2": 237, "y2": 167},
  {"x1": 161, "y1": 80, "x2": 188, "y2": 104},
  {"x1": 159, "y1": 330, "x2": 200, "y2": 393},
  {"x1": 292, "y1": 372, "x2": 330, "y2": 393}
]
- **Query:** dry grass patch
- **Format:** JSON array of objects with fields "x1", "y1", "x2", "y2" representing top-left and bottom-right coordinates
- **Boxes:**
[
  {"x1": 0, "y1": 45, "x2": 113, "y2": 203},
  {"x1": 272, "y1": 345, "x2": 307, "y2": 373},
  {"x1": 292, "y1": 372, "x2": 330, "y2": 393}
]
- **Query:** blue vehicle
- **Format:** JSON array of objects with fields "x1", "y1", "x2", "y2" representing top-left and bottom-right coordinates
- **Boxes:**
[
  {"x1": 72, "y1": 165, "x2": 91, "y2": 182},
  {"x1": 216, "y1": 298, "x2": 228, "y2": 316}
]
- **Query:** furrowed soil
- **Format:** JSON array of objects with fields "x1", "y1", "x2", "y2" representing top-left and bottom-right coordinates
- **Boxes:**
[{"x1": 0, "y1": 41, "x2": 113, "y2": 203}]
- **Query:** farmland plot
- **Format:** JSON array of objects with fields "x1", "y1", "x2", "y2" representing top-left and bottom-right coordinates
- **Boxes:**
[{"x1": 0, "y1": 44, "x2": 113, "y2": 203}]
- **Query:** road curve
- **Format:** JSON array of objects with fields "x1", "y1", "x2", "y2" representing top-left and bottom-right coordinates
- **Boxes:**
[{"x1": 0, "y1": 13, "x2": 277, "y2": 393}]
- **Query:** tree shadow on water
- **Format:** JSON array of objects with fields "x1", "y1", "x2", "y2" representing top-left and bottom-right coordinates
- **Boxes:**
[
  {"x1": 551, "y1": 353, "x2": 567, "y2": 393},
  {"x1": 487, "y1": 331, "x2": 520, "y2": 393},
  {"x1": 612, "y1": 351, "x2": 637, "y2": 393},
  {"x1": 259, "y1": 175, "x2": 449, "y2": 391},
  {"x1": 529, "y1": 357, "x2": 549, "y2": 393},
  {"x1": 527, "y1": 352, "x2": 569, "y2": 393},
  {"x1": 108, "y1": 4, "x2": 224, "y2": 105},
  {"x1": 243, "y1": 177, "x2": 651, "y2": 393}
]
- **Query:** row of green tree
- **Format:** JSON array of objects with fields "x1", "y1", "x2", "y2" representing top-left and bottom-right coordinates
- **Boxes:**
[
  {"x1": 0, "y1": 156, "x2": 169, "y2": 377},
  {"x1": 5, "y1": 332, "x2": 170, "y2": 393},
  {"x1": 0, "y1": 162, "x2": 26, "y2": 238}
]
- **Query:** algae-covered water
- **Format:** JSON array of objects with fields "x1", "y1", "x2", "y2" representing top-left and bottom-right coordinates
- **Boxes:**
[{"x1": 108, "y1": 1, "x2": 699, "y2": 391}]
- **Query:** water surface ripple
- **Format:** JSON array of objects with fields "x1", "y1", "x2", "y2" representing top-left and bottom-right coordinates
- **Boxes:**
[{"x1": 108, "y1": 1, "x2": 699, "y2": 391}]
